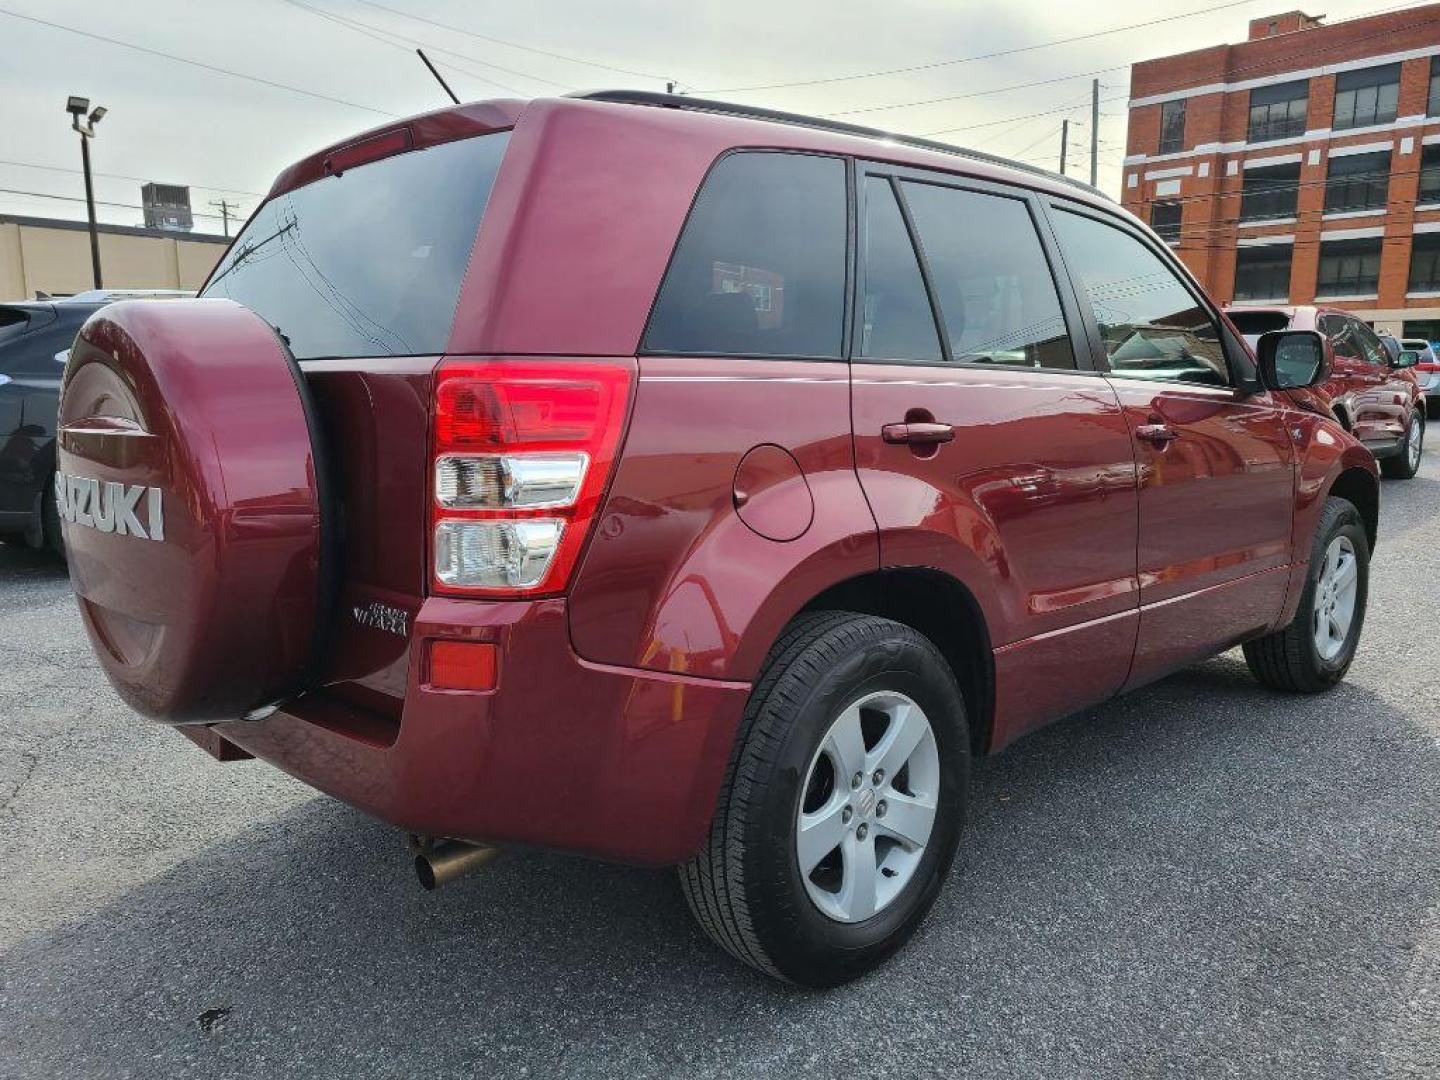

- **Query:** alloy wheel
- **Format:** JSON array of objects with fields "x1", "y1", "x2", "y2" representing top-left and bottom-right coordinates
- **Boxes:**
[
  {"x1": 1312, "y1": 535, "x2": 1359, "y2": 662},
  {"x1": 796, "y1": 691, "x2": 940, "y2": 923}
]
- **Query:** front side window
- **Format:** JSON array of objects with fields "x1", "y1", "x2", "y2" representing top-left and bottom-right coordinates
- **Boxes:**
[
  {"x1": 901, "y1": 181, "x2": 1075, "y2": 369},
  {"x1": 1315, "y1": 237, "x2": 1383, "y2": 297},
  {"x1": 1410, "y1": 233, "x2": 1440, "y2": 292},
  {"x1": 1349, "y1": 319, "x2": 1390, "y2": 365},
  {"x1": 857, "y1": 177, "x2": 941, "y2": 362},
  {"x1": 1233, "y1": 244, "x2": 1293, "y2": 302},
  {"x1": 1159, "y1": 100, "x2": 1187, "y2": 154},
  {"x1": 1419, "y1": 144, "x2": 1440, "y2": 206},
  {"x1": 1240, "y1": 162, "x2": 1300, "y2": 221},
  {"x1": 1150, "y1": 201, "x2": 1182, "y2": 242},
  {"x1": 1050, "y1": 208, "x2": 1228, "y2": 386},
  {"x1": 1324, "y1": 151, "x2": 1391, "y2": 214},
  {"x1": 1332, "y1": 64, "x2": 1401, "y2": 131},
  {"x1": 645, "y1": 152, "x2": 846, "y2": 358},
  {"x1": 203, "y1": 132, "x2": 510, "y2": 360},
  {"x1": 1248, "y1": 80, "x2": 1309, "y2": 143}
]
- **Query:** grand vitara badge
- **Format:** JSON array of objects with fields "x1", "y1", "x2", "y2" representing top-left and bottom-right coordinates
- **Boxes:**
[{"x1": 54, "y1": 472, "x2": 165, "y2": 542}]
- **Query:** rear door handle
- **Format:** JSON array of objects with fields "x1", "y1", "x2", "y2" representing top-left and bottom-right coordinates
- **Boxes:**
[
  {"x1": 882, "y1": 421, "x2": 954, "y2": 445},
  {"x1": 1135, "y1": 423, "x2": 1179, "y2": 446}
]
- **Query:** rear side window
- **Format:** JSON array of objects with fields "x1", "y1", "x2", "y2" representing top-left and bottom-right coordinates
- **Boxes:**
[
  {"x1": 902, "y1": 181, "x2": 1076, "y2": 369},
  {"x1": 202, "y1": 132, "x2": 510, "y2": 360},
  {"x1": 644, "y1": 152, "x2": 846, "y2": 358},
  {"x1": 1050, "y1": 209, "x2": 1228, "y2": 387},
  {"x1": 0, "y1": 306, "x2": 30, "y2": 349},
  {"x1": 858, "y1": 177, "x2": 941, "y2": 361}
]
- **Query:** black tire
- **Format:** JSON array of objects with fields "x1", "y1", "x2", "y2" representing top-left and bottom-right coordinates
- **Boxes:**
[
  {"x1": 1243, "y1": 496, "x2": 1369, "y2": 693},
  {"x1": 1380, "y1": 411, "x2": 1423, "y2": 479},
  {"x1": 678, "y1": 611, "x2": 969, "y2": 987}
]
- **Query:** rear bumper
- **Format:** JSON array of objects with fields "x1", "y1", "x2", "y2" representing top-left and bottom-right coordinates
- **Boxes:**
[{"x1": 215, "y1": 597, "x2": 750, "y2": 866}]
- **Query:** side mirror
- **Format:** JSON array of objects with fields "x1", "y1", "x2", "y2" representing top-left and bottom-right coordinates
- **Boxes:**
[
  {"x1": 1257, "y1": 329, "x2": 1327, "y2": 390},
  {"x1": 1395, "y1": 350, "x2": 1418, "y2": 369}
]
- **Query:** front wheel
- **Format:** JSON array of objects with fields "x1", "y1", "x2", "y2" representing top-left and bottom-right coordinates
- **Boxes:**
[
  {"x1": 679, "y1": 611, "x2": 969, "y2": 987},
  {"x1": 1381, "y1": 411, "x2": 1424, "y2": 479},
  {"x1": 1243, "y1": 496, "x2": 1369, "y2": 692}
]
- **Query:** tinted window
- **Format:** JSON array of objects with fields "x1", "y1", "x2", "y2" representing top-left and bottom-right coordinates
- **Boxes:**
[
  {"x1": 202, "y1": 132, "x2": 510, "y2": 360},
  {"x1": 1227, "y1": 309, "x2": 1292, "y2": 348},
  {"x1": 1410, "y1": 232, "x2": 1440, "y2": 292},
  {"x1": 1050, "y1": 209, "x2": 1228, "y2": 387},
  {"x1": 1350, "y1": 319, "x2": 1390, "y2": 365},
  {"x1": 1240, "y1": 162, "x2": 1299, "y2": 222},
  {"x1": 1150, "y1": 201, "x2": 1182, "y2": 242},
  {"x1": 0, "y1": 307, "x2": 31, "y2": 349},
  {"x1": 1233, "y1": 244, "x2": 1293, "y2": 302},
  {"x1": 1316, "y1": 237, "x2": 1382, "y2": 298},
  {"x1": 858, "y1": 178, "x2": 940, "y2": 362},
  {"x1": 1159, "y1": 100, "x2": 1186, "y2": 154},
  {"x1": 1248, "y1": 80, "x2": 1308, "y2": 143},
  {"x1": 901, "y1": 182, "x2": 1075, "y2": 369},
  {"x1": 645, "y1": 153, "x2": 846, "y2": 358},
  {"x1": 1333, "y1": 64, "x2": 1400, "y2": 130},
  {"x1": 1431, "y1": 57, "x2": 1440, "y2": 117},
  {"x1": 1324, "y1": 151, "x2": 1391, "y2": 214}
]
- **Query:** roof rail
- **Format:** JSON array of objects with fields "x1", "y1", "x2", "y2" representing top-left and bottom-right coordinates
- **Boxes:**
[{"x1": 568, "y1": 90, "x2": 1110, "y2": 201}]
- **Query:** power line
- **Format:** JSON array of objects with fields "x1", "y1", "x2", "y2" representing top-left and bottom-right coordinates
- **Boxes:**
[
  {"x1": 0, "y1": 158, "x2": 263, "y2": 198},
  {"x1": 285, "y1": 0, "x2": 570, "y2": 93},
  {"x1": 0, "y1": 6, "x2": 400, "y2": 117},
  {"x1": 919, "y1": 95, "x2": 1131, "y2": 137},
  {"x1": 821, "y1": 64, "x2": 1127, "y2": 119},
  {"x1": 697, "y1": 0, "x2": 1261, "y2": 93},
  {"x1": 348, "y1": 0, "x2": 674, "y2": 83},
  {"x1": 0, "y1": 186, "x2": 233, "y2": 224}
]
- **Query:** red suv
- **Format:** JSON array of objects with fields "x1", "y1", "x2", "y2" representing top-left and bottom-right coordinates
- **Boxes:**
[
  {"x1": 55, "y1": 93, "x2": 1380, "y2": 986},
  {"x1": 1227, "y1": 305, "x2": 1426, "y2": 479}
]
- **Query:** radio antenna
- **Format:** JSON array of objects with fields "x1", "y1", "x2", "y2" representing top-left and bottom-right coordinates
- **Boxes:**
[{"x1": 416, "y1": 49, "x2": 459, "y2": 105}]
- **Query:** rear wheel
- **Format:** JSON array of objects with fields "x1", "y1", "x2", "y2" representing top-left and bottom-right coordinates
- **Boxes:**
[
  {"x1": 1381, "y1": 412, "x2": 1423, "y2": 479},
  {"x1": 1243, "y1": 496, "x2": 1368, "y2": 693},
  {"x1": 679, "y1": 611, "x2": 969, "y2": 987}
]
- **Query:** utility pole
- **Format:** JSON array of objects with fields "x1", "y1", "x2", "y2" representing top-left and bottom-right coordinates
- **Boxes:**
[
  {"x1": 1090, "y1": 78, "x2": 1100, "y2": 187},
  {"x1": 209, "y1": 199, "x2": 242, "y2": 238},
  {"x1": 1059, "y1": 119, "x2": 1069, "y2": 176},
  {"x1": 66, "y1": 95, "x2": 106, "y2": 289}
]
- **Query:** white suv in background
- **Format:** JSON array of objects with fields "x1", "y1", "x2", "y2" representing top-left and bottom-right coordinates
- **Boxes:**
[{"x1": 1402, "y1": 338, "x2": 1440, "y2": 418}]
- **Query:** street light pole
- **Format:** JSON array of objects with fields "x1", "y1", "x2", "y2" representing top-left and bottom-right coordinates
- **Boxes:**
[
  {"x1": 78, "y1": 131, "x2": 101, "y2": 288},
  {"x1": 66, "y1": 95, "x2": 106, "y2": 290}
]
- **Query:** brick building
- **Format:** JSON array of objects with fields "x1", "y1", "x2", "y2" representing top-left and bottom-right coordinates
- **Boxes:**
[{"x1": 1122, "y1": 5, "x2": 1440, "y2": 339}]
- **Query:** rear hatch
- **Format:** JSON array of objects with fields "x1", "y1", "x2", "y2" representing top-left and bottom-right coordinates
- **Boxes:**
[{"x1": 199, "y1": 126, "x2": 513, "y2": 723}]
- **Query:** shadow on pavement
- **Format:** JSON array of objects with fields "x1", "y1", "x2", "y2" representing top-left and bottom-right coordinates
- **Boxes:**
[{"x1": 3, "y1": 655, "x2": 1437, "y2": 1078}]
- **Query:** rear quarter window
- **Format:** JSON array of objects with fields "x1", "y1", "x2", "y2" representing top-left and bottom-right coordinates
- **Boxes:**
[
  {"x1": 1226, "y1": 309, "x2": 1292, "y2": 348},
  {"x1": 644, "y1": 152, "x2": 847, "y2": 359},
  {"x1": 202, "y1": 131, "x2": 510, "y2": 360}
]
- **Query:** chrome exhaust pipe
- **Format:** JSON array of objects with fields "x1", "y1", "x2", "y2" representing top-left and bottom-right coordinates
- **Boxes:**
[{"x1": 413, "y1": 838, "x2": 501, "y2": 890}]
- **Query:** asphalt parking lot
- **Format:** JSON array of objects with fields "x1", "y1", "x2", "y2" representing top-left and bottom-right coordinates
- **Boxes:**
[{"x1": 1, "y1": 460, "x2": 1437, "y2": 1080}]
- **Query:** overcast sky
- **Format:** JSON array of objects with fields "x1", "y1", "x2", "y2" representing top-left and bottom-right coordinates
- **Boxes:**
[{"x1": 0, "y1": 0, "x2": 1404, "y2": 234}]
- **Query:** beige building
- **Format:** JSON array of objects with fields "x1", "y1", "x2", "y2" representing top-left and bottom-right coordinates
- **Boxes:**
[{"x1": 0, "y1": 214, "x2": 229, "y2": 301}]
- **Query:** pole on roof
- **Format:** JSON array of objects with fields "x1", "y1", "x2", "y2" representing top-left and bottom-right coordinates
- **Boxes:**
[
  {"x1": 1090, "y1": 79, "x2": 1100, "y2": 187},
  {"x1": 1059, "y1": 119, "x2": 1069, "y2": 176}
]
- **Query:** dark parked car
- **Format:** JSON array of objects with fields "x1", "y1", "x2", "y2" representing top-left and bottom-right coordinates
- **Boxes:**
[
  {"x1": 1227, "y1": 305, "x2": 1426, "y2": 479},
  {"x1": 55, "y1": 94, "x2": 1380, "y2": 987},
  {"x1": 0, "y1": 290, "x2": 189, "y2": 553}
]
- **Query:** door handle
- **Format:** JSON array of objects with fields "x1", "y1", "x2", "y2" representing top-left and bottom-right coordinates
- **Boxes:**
[
  {"x1": 1135, "y1": 423, "x2": 1179, "y2": 445},
  {"x1": 882, "y1": 421, "x2": 955, "y2": 445}
]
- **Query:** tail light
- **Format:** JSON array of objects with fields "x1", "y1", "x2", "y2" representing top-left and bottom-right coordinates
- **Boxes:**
[{"x1": 430, "y1": 359, "x2": 633, "y2": 597}]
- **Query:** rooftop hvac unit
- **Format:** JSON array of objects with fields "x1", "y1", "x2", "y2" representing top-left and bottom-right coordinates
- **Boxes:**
[{"x1": 141, "y1": 182, "x2": 193, "y2": 232}]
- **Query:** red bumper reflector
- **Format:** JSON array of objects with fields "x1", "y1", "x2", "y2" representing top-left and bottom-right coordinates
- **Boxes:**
[{"x1": 427, "y1": 641, "x2": 498, "y2": 691}]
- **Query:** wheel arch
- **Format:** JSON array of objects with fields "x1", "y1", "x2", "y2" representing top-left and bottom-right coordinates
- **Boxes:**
[
  {"x1": 1326, "y1": 464, "x2": 1379, "y2": 552},
  {"x1": 795, "y1": 568, "x2": 997, "y2": 757}
]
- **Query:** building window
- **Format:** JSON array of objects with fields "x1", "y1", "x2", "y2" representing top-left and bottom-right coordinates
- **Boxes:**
[
  {"x1": 1420, "y1": 144, "x2": 1440, "y2": 206},
  {"x1": 1429, "y1": 57, "x2": 1440, "y2": 117},
  {"x1": 1233, "y1": 244, "x2": 1293, "y2": 301},
  {"x1": 1150, "y1": 201, "x2": 1182, "y2": 242},
  {"x1": 1316, "y1": 237, "x2": 1383, "y2": 297},
  {"x1": 1240, "y1": 162, "x2": 1300, "y2": 221},
  {"x1": 1409, "y1": 233, "x2": 1440, "y2": 293},
  {"x1": 1323, "y1": 151, "x2": 1391, "y2": 214},
  {"x1": 1332, "y1": 64, "x2": 1400, "y2": 131},
  {"x1": 1159, "y1": 100, "x2": 1186, "y2": 154},
  {"x1": 1248, "y1": 80, "x2": 1309, "y2": 143}
]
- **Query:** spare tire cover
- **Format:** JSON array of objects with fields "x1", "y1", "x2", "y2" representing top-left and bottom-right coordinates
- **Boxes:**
[{"x1": 57, "y1": 298, "x2": 327, "y2": 723}]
